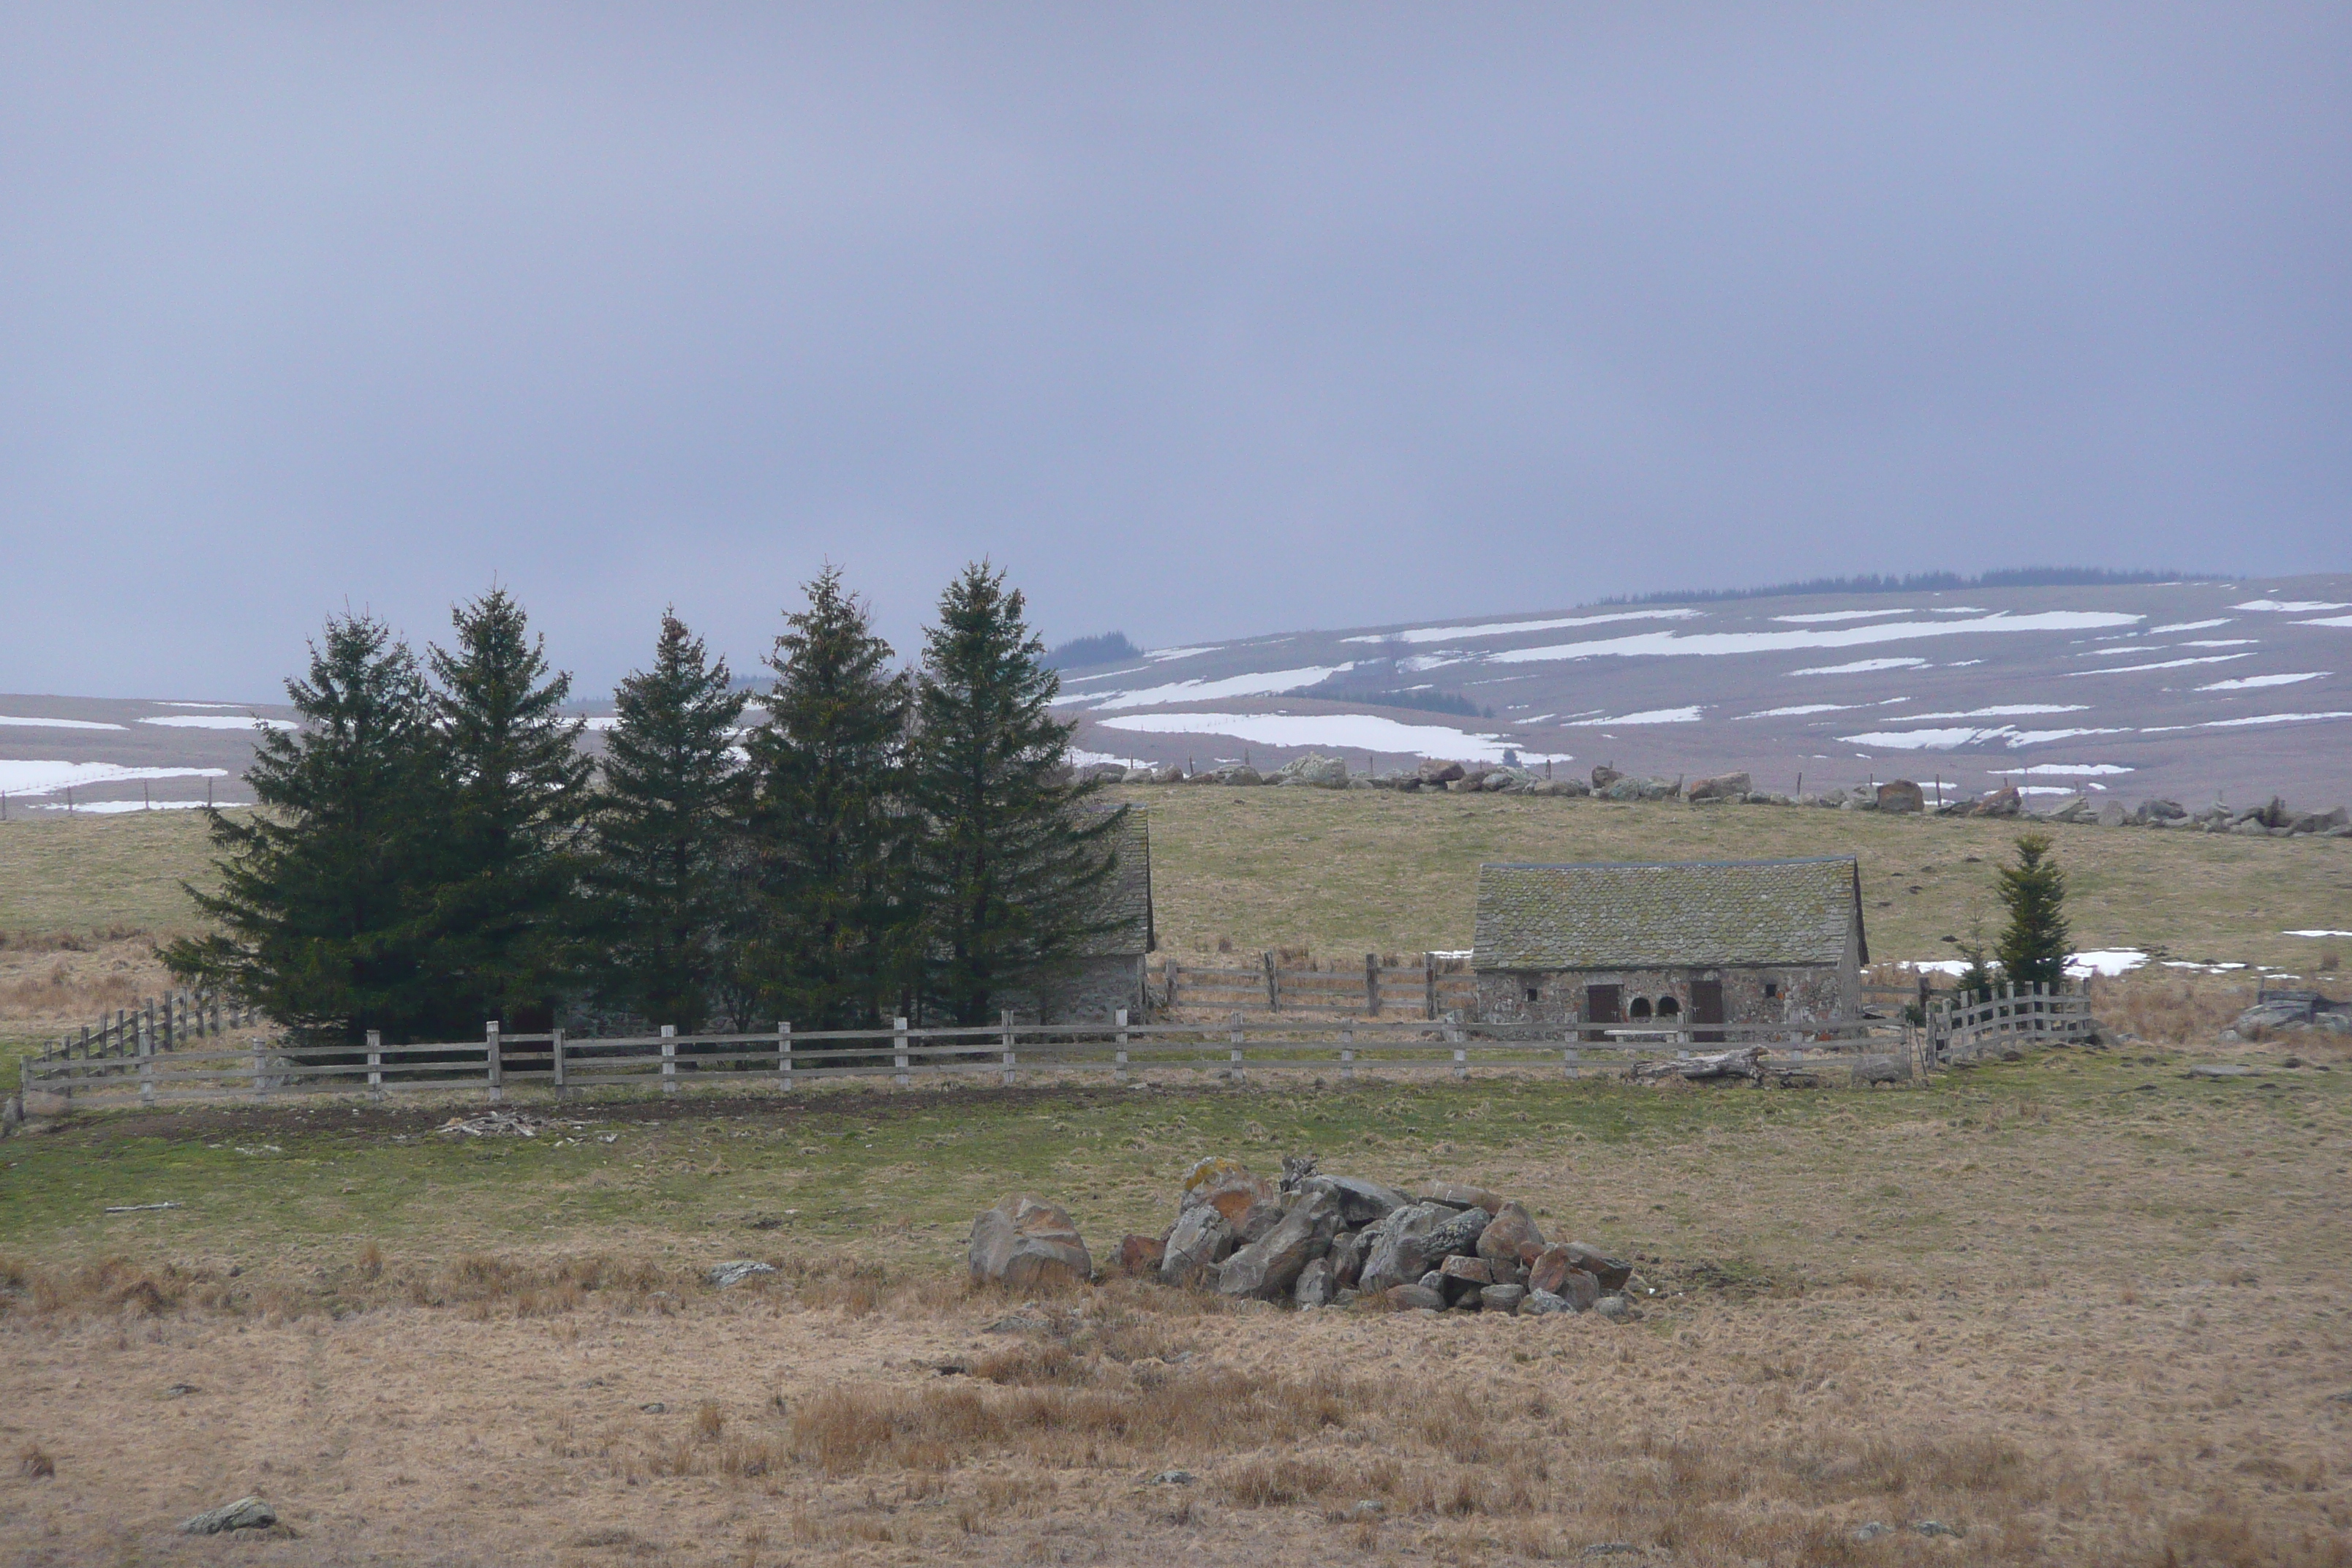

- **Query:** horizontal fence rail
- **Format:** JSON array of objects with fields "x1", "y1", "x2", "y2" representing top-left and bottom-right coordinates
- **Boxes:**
[
  {"x1": 37, "y1": 989, "x2": 260, "y2": 1065},
  {"x1": 19, "y1": 1009, "x2": 1929, "y2": 1112},
  {"x1": 1159, "y1": 953, "x2": 1477, "y2": 1017}
]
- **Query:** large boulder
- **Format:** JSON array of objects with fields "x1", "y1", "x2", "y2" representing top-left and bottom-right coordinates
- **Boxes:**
[
  {"x1": 1216, "y1": 1188, "x2": 1343, "y2": 1300},
  {"x1": 1221, "y1": 766, "x2": 1263, "y2": 787},
  {"x1": 1972, "y1": 785, "x2": 2021, "y2": 818},
  {"x1": 1475, "y1": 1202, "x2": 1546, "y2": 1267},
  {"x1": 1385, "y1": 1283, "x2": 1445, "y2": 1311},
  {"x1": 1686, "y1": 772, "x2": 1752, "y2": 803},
  {"x1": 2096, "y1": 799, "x2": 2130, "y2": 827},
  {"x1": 1590, "y1": 765, "x2": 1622, "y2": 791},
  {"x1": 1292, "y1": 1256, "x2": 1336, "y2": 1308},
  {"x1": 1159, "y1": 1205, "x2": 1237, "y2": 1286},
  {"x1": 1602, "y1": 775, "x2": 1675, "y2": 802},
  {"x1": 1277, "y1": 753, "x2": 1351, "y2": 789},
  {"x1": 1300, "y1": 1175, "x2": 1410, "y2": 1227},
  {"x1": 1875, "y1": 780, "x2": 1925, "y2": 815},
  {"x1": 1420, "y1": 760, "x2": 1466, "y2": 785},
  {"x1": 1562, "y1": 1242, "x2": 1632, "y2": 1291},
  {"x1": 2137, "y1": 798, "x2": 2187, "y2": 823},
  {"x1": 1117, "y1": 1234, "x2": 1167, "y2": 1276},
  {"x1": 1183, "y1": 1161, "x2": 1284, "y2": 1242},
  {"x1": 181, "y1": 1498, "x2": 277, "y2": 1536},
  {"x1": 1424, "y1": 1203, "x2": 1491, "y2": 1260},
  {"x1": 969, "y1": 1195, "x2": 1093, "y2": 1289},
  {"x1": 1422, "y1": 1180, "x2": 1504, "y2": 1213},
  {"x1": 1357, "y1": 1202, "x2": 1443, "y2": 1293}
]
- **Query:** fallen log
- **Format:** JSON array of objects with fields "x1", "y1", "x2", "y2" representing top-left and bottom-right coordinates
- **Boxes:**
[{"x1": 1629, "y1": 1047, "x2": 1764, "y2": 1085}]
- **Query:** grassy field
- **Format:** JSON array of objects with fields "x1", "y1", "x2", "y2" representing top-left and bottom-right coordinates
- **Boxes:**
[{"x1": 3, "y1": 1047, "x2": 2349, "y2": 1564}]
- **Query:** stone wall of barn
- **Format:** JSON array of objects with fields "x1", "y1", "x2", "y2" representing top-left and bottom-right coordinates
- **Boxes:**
[{"x1": 1474, "y1": 962, "x2": 1852, "y2": 1029}]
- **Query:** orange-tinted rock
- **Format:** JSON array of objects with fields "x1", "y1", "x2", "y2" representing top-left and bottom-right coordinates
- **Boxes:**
[{"x1": 1117, "y1": 1234, "x2": 1166, "y2": 1277}]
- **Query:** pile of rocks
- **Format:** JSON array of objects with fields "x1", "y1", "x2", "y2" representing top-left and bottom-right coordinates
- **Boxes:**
[{"x1": 1120, "y1": 1156, "x2": 1645, "y2": 1319}]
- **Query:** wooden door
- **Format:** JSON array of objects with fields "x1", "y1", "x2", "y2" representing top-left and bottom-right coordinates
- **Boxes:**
[
  {"x1": 1690, "y1": 979, "x2": 1725, "y2": 1044},
  {"x1": 1583, "y1": 982, "x2": 1620, "y2": 1043}
]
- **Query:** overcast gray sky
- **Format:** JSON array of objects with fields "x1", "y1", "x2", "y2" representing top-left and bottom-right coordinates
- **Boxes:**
[{"x1": 4, "y1": 5, "x2": 2346, "y2": 700}]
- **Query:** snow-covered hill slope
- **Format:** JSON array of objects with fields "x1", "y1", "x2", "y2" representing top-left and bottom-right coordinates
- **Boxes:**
[{"x1": 1056, "y1": 573, "x2": 2352, "y2": 807}]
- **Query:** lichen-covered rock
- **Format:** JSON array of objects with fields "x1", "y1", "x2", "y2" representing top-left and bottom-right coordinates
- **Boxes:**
[
  {"x1": 1424, "y1": 1203, "x2": 1491, "y2": 1260},
  {"x1": 1475, "y1": 1201, "x2": 1545, "y2": 1267},
  {"x1": 1327, "y1": 1229, "x2": 1365, "y2": 1289},
  {"x1": 1438, "y1": 1254, "x2": 1493, "y2": 1286},
  {"x1": 1357, "y1": 1202, "x2": 1441, "y2": 1293},
  {"x1": 1300, "y1": 1175, "x2": 1409, "y2": 1227},
  {"x1": 1521, "y1": 1289, "x2": 1572, "y2": 1316},
  {"x1": 1161, "y1": 1205, "x2": 1237, "y2": 1287},
  {"x1": 1293, "y1": 1256, "x2": 1335, "y2": 1308},
  {"x1": 1117, "y1": 1234, "x2": 1167, "y2": 1276},
  {"x1": 1188, "y1": 1166, "x2": 1284, "y2": 1243},
  {"x1": 968, "y1": 1195, "x2": 1092, "y2": 1289},
  {"x1": 1386, "y1": 1283, "x2": 1446, "y2": 1311},
  {"x1": 1217, "y1": 1189, "x2": 1342, "y2": 1300},
  {"x1": 1422, "y1": 1180, "x2": 1504, "y2": 1213},
  {"x1": 1480, "y1": 1284, "x2": 1527, "y2": 1314},
  {"x1": 181, "y1": 1498, "x2": 276, "y2": 1535}
]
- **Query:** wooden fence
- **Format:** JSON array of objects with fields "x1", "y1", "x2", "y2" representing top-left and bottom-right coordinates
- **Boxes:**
[
  {"x1": 1159, "y1": 953, "x2": 1479, "y2": 1018},
  {"x1": 35, "y1": 989, "x2": 260, "y2": 1065},
  {"x1": 1923, "y1": 982, "x2": 2095, "y2": 1063},
  {"x1": 16, "y1": 1011, "x2": 1929, "y2": 1112}
]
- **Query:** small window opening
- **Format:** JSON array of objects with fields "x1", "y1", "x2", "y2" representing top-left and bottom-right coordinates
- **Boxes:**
[
  {"x1": 1628, "y1": 997, "x2": 1653, "y2": 1019},
  {"x1": 1526, "y1": 986, "x2": 1540, "y2": 1003},
  {"x1": 1657, "y1": 995, "x2": 1681, "y2": 1018},
  {"x1": 1763, "y1": 981, "x2": 1780, "y2": 999}
]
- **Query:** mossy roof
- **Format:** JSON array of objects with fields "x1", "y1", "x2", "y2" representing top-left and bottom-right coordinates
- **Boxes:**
[{"x1": 1471, "y1": 856, "x2": 1865, "y2": 970}]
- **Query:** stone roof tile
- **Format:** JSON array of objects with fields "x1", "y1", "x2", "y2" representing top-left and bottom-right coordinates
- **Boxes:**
[{"x1": 1471, "y1": 856, "x2": 1863, "y2": 970}]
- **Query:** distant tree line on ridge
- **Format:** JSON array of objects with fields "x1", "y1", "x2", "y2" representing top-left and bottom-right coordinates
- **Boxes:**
[
  {"x1": 164, "y1": 564, "x2": 1126, "y2": 1047},
  {"x1": 1601, "y1": 566, "x2": 2192, "y2": 606}
]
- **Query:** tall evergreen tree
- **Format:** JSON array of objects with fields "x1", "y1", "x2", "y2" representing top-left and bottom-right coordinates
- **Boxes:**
[
  {"x1": 907, "y1": 562, "x2": 1124, "y2": 1025},
  {"x1": 162, "y1": 614, "x2": 442, "y2": 1044},
  {"x1": 1994, "y1": 830, "x2": 2072, "y2": 990},
  {"x1": 740, "y1": 568, "x2": 914, "y2": 1028},
  {"x1": 587, "y1": 611, "x2": 747, "y2": 1030},
  {"x1": 415, "y1": 587, "x2": 593, "y2": 1033}
]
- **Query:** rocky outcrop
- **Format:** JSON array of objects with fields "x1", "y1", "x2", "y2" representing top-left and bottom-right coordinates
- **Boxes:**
[
  {"x1": 1686, "y1": 772, "x2": 1752, "y2": 803},
  {"x1": 1875, "y1": 779, "x2": 1925, "y2": 815},
  {"x1": 1160, "y1": 1205, "x2": 1237, "y2": 1286}
]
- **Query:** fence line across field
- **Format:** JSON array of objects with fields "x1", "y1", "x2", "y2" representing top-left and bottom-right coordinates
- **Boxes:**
[
  {"x1": 19, "y1": 1007, "x2": 1931, "y2": 1113},
  {"x1": 35, "y1": 988, "x2": 263, "y2": 1066},
  {"x1": 1923, "y1": 982, "x2": 2094, "y2": 1063}
]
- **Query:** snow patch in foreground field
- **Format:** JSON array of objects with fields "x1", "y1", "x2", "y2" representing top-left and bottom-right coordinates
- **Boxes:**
[
  {"x1": 139, "y1": 715, "x2": 295, "y2": 731},
  {"x1": 1096, "y1": 710, "x2": 1556, "y2": 764},
  {"x1": 28, "y1": 799, "x2": 233, "y2": 814},
  {"x1": 0, "y1": 715, "x2": 126, "y2": 731},
  {"x1": 0, "y1": 761, "x2": 231, "y2": 796},
  {"x1": 2285, "y1": 930, "x2": 2352, "y2": 938}
]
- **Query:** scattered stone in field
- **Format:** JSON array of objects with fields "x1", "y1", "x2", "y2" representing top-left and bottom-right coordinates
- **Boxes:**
[
  {"x1": 745, "y1": 1214, "x2": 783, "y2": 1230},
  {"x1": 164, "y1": 1384, "x2": 198, "y2": 1398},
  {"x1": 1594, "y1": 1294, "x2": 1630, "y2": 1321},
  {"x1": 1151, "y1": 1469, "x2": 1196, "y2": 1486},
  {"x1": 2187, "y1": 1063, "x2": 2253, "y2": 1079},
  {"x1": 1523, "y1": 1289, "x2": 1572, "y2": 1316},
  {"x1": 706, "y1": 1260, "x2": 775, "y2": 1289},
  {"x1": 1118, "y1": 1234, "x2": 1168, "y2": 1276},
  {"x1": 1912, "y1": 1520, "x2": 1964, "y2": 1537},
  {"x1": 968, "y1": 1194, "x2": 1093, "y2": 1289},
  {"x1": 984, "y1": 1313, "x2": 1049, "y2": 1335},
  {"x1": 1348, "y1": 1499, "x2": 1384, "y2": 1520},
  {"x1": 435, "y1": 1109, "x2": 549, "y2": 1137},
  {"x1": 181, "y1": 1498, "x2": 276, "y2": 1534},
  {"x1": 1386, "y1": 1283, "x2": 1446, "y2": 1311},
  {"x1": 1579, "y1": 1546, "x2": 1640, "y2": 1559},
  {"x1": 640, "y1": 1402, "x2": 668, "y2": 1413}
]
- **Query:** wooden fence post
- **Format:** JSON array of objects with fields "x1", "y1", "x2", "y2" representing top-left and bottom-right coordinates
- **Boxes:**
[
  {"x1": 778, "y1": 1022, "x2": 792, "y2": 1090},
  {"x1": 1365, "y1": 954, "x2": 1379, "y2": 1017},
  {"x1": 160, "y1": 995, "x2": 173, "y2": 1055},
  {"x1": 1447, "y1": 1010, "x2": 1467, "y2": 1079},
  {"x1": 1166, "y1": 959, "x2": 1179, "y2": 1011},
  {"x1": 1114, "y1": 1008, "x2": 1130, "y2": 1085},
  {"x1": 551, "y1": 1029, "x2": 566, "y2": 1100},
  {"x1": 486, "y1": 1021, "x2": 503, "y2": 1104},
  {"x1": 1340, "y1": 1018, "x2": 1354, "y2": 1084},
  {"x1": 137, "y1": 1011, "x2": 154, "y2": 1106},
  {"x1": 251, "y1": 1035, "x2": 268, "y2": 1101},
  {"x1": 366, "y1": 1030, "x2": 383, "y2": 1101},
  {"x1": 893, "y1": 1016, "x2": 910, "y2": 1089},
  {"x1": 661, "y1": 1024, "x2": 678, "y2": 1095},
  {"x1": 1229, "y1": 1013, "x2": 1245, "y2": 1085},
  {"x1": 1263, "y1": 951, "x2": 1278, "y2": 1014},
  {"x1": 1000, "y1": 1010, "x2": 1017, "y2": 1086},
  {"x1": 143, "y1": 999, "x2": 155, "y2": 1059},
  {"x1": 1424, "y1": 953, "x2": 1437, "y2": 1020}
]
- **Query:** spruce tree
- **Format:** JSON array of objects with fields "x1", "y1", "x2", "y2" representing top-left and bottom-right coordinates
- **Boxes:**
[
  {"x1": 416, "y1": 587, "x2": 593, "y2": 1033},
  {"x1": 1994, "y1": 830, "x2": 2072, "y2": 991},
  {"x1": 587, "y1": 611, "x2": 747, "y2": 1030},
  {"x1": 162, "y1": 614, "x2": 442, "y2": 1044},
  {"x1": 740, "y1": 568, "x2": 914, "y2": 1029},
  {"x1": 908, "y1": 562, "x2": 1124, "y2": 1025}
]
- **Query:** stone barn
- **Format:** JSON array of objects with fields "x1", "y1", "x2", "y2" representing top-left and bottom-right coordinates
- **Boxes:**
[
  {"x1": 1470, "y1": 856, "x2": 1866, "y2": 1034},
  {"x1": 996, "y1": 807, "x2": 1156, "y2": 1023}
]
